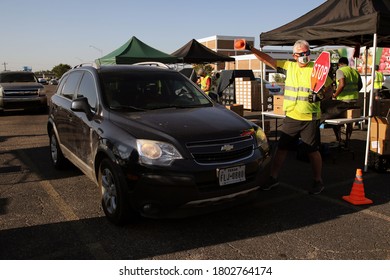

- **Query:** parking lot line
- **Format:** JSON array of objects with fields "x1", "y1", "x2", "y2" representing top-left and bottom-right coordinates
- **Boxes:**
[{"x1": 17, "y1": 149, "x2": 112, "y2": 259}]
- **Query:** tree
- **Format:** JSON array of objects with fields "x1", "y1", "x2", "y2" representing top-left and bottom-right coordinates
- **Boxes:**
[
  {"x1": 193, "y1": 64, "x2": 214, "y2": 76},
  {"x1": 273, "y1": 73, "x2": 285, "y2": 83},
  {"x1": 52, "y1": 64, "x2": 71, "y2": 79}
]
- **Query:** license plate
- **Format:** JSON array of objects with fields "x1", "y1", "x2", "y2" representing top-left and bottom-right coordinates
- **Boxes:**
[{"x1": 218, "y1": 165, "x2": 246, "y2": 186}]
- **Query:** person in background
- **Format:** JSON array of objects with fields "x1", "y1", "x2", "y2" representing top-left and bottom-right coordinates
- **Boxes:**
[
  {"x1": 332, "y1": 57, "x2": 362, "y2": 143},
  {"x1": 247, "y1": 39, "x2": 333, "y2": 195},
  {"x1": 197, "y1": 68, "x2": 211, "y2": 95},
  {"x1": 367, "y1": 65, "x2": 384, "y2": 100},
  {"x1": 211, "y1": 72, "x2": 221, "y2": 92}
]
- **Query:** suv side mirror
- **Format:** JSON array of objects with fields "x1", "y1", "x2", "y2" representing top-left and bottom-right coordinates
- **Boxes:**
[{"x1": 71, "y1": 97, "x2": 94, "y2": 119}]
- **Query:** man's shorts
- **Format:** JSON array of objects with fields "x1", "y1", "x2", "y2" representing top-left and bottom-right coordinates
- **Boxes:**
[{"x1": 278, "y1": 116, "x2": 321, "y2": 153}]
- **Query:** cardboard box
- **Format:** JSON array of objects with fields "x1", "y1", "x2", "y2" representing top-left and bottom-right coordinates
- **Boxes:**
[
  {"x1": 341, "y1": 108, "x2": 361, "y2": 119},
  {"x1": 370, "y1": 139, "x2": 390, "y2": 155},
  {"x1": 273, "y1": 95, "x2": 284, "y2": 106},
  {"x1": 225, "y1": 104, "x2": 244, "y2": 117},
  {"x1": 370, "y1": 116, "x2": 390, "y2": 140},
  {"x1": 273, "y1": 105, "x2": 285, "y2": 115},
  {"x1": 234, "y1": 81, "x2": 263, "y2": 111},
  {"x1": 272, "y1": 95, "x2": 284, "y2": 115}
]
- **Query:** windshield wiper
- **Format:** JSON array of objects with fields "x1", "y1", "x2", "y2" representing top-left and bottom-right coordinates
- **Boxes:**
[
  {"x1": 150, "y1": 104, "x2": 207, "y2": 109},
  {"x1": 110, "y1": 105, "x2": 145, "y2": 111}
]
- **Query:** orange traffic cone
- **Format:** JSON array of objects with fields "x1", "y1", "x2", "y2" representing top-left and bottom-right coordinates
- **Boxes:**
[
  {"x1": 342, "y1": 169, "x2": 373, "y2": 205},
  {"x1": 234, "y1": 39, "x2": 247, "y2": 50}
]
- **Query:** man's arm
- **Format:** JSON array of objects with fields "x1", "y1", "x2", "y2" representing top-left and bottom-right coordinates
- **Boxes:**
[
  {"x1": 333, "y1": 77, "x2": 345, "y2": 98},
  {"x1": 246, "y1": 44, "x2": 277, "y2": 70}
]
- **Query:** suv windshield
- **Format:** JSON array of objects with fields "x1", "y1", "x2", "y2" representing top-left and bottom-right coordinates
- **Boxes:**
[
  {"x1": 100, "y1": 70, "x2": 212, "y2": 110},
  {"x1": 0, "y1": 72, "x2": 37, "y2": 83}
]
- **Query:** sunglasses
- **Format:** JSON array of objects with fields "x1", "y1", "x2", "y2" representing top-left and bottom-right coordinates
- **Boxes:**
[{"x1": 293, "y1": 50, "x2": 311, "y2": 57}]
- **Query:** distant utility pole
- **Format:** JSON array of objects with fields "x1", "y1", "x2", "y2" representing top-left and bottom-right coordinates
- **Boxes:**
[{"x1": 2, "y1": 62, "x2": 8, "y2": 71}]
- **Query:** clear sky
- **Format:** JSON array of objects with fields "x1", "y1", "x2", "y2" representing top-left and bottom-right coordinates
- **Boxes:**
[{"x1": 1, "y1": 0, "x2": 326, "y2": 71}]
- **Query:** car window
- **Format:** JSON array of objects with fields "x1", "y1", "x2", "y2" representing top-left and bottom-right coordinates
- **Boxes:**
[
  {"x1": 0, "y1": 72, "x2": 37, "y2": 83},
  {"x1": 77, "y1": 72, "x2": 97, "y2": 110},
  {"x1": 100, "y1": 71, "x2": 211, "y2": 110},
  {"x1": 61, "y1": 71, "x2": 83, "y2": 100},
  {"x1": 56, "y1": 75, "x2": 67, "y2": 96}
]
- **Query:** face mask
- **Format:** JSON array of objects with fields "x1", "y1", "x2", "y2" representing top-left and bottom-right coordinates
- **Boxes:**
[{"x1": 298, "y1": 56, "x2": 310, "y2": 65}]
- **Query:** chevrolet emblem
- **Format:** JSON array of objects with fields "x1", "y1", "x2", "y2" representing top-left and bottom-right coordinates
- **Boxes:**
[{"x1": 221, "y1": 144, "x2": 234, "y2": 152}]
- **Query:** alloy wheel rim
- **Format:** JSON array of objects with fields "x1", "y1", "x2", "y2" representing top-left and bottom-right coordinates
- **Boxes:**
[
  {"x1": 101, "y1": 168, "x2": 117, "y2": 214},
  {"x1": 50, "y1": 134, "x2": 58, "y2": 163}
]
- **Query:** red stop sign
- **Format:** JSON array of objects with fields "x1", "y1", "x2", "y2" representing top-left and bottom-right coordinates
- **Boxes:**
[{"x1": 311, "y1": 51, "x2": 330, "y2": 93}]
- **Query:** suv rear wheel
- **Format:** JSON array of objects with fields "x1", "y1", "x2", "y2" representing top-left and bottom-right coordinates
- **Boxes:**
[{"x1": 99, "y1": 158, "x2": 135, "y2": 225}]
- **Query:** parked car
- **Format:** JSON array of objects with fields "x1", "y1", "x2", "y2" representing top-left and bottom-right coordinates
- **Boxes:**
[
  {"x1": 49, "y1": 79, "x2": 58, "y2": 85},
  {"x1": 0, "y1": 71, "x2": 47, "y2": 112},
  {"x1": 47, "y1": 65, "x2": 271, "y2": 225},
  {"x1": 38, "y1": 78, "x2": 48, "y2": 85}
]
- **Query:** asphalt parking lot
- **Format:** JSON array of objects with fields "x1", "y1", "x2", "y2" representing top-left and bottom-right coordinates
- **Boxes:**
[{"x1": 0, "y1": 87, "x2": 389, "y2": 260}]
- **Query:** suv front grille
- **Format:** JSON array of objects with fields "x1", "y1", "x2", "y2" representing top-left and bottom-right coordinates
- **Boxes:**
[
  {"x1": 4, "y1": 89, "x2": 39, "y2": 96},
  {"x1": 186, "y1": 135, "x2": 255, "y2": 164}
]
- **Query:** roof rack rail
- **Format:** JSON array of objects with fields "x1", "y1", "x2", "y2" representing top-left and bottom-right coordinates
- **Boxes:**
[
  {"x1": 132, "y1": 61, "x2": 170, "y2": 69},
  {"x1": 72, "y1": 62, "x2": 99, "y2": 69}
]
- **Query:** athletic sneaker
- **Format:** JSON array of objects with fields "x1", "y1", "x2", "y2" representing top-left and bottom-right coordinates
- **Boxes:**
[
  {"x1": 308, "y1": 180, "x2": 324, "y2": 195},
  {"x1": 261, "y1": 176, "x2": 279, "y2": 191}
]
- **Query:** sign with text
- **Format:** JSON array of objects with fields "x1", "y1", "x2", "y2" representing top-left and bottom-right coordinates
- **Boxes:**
[{"x1": 311, "y1": 51, "x2": 330, "y2": 93}]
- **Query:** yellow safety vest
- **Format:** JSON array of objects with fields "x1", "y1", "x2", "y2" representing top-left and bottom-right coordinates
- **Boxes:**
[
  {"x1": 200, "y1": 75, "x2": 211, "y2": 95},
  {"x1": 277, "y1": 60, "x2": 330, "y2": 121},
  {"x1": 374, "y1": 71, "x2": 383, "y2": 89},
  {"x1": 336, "y1": 66, "x2": 360, "y2": 101}
]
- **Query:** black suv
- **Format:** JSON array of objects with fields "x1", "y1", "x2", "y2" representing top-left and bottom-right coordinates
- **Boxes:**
[
  {"x1": 0, "y1": 71, "x2": 47, "y2": 112},
  {"x1": 47, "y1": 65, "x2": 271, "y2": 225}
]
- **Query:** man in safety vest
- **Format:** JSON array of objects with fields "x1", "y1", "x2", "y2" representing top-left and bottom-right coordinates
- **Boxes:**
[
  {"x1": 247, "y1": 40, "x2": 333, "y2": 194},
  {"x1": 367, "y1": 65, "x2": 384, "y2": 100},
  {"x1": 197, "y1": 68, "x2": 211, "y2": 95},
  {"x1": 332, "y1": 57, "x2": 362, "y2": 143}
]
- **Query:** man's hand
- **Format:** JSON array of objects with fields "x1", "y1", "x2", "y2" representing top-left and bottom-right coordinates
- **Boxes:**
[{"x1": 245, "y1": 42, "x2": 253, "y2": 51}]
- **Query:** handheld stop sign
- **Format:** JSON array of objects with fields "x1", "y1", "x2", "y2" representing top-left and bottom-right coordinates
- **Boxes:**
[{"x1": 311, "y1": 51, "x2": 330, "y2": 93}]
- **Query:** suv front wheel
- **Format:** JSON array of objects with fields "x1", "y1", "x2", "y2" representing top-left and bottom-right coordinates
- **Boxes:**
[{"x1": 99, "y1": 158, "x2": 135, "y2": 225}]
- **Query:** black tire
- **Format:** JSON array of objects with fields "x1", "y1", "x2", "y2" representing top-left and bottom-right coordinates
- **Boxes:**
[
  {"x1": 49, "y1": 130, "x2": 67, "y2": 169},
  {"x1": 98, "y1": 158, "x2": 135, "y2": 225}
]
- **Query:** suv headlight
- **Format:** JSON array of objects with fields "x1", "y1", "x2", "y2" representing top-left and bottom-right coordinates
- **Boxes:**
[
  {"x1": 38, "y1": 87, "x2": 46, "y2": 95},
  {"x1": 255, "y1": 128, "x2": 269, "y2": 153},
  {"x1": 136, "y1": 139, "x2": 183, "y2": 166}
]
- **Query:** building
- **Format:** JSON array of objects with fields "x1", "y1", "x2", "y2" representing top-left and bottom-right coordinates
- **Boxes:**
[
  {"x1": 197, "y1": 35, "x2": 254, "y2": 71},
  {"x1": 197, "y1": 35, "x2": 255, "y2": 57},
  {"x1": 197, "y1": 35, "x2": 295, "y2": 78}
]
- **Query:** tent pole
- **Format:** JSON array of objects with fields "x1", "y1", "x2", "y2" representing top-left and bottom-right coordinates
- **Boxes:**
[
  {"x1": 363, "y1": 47, "x2": 369, "y2": 118},
  {"x1": 364, "y1": 33, "x2": 377, "y2": 172},
  {"x1": 260, "y1": 60, "x2": 265, "y2": 129},
  {"x1": 260, "y1": 47, "x2": 265, "y2": 129}
]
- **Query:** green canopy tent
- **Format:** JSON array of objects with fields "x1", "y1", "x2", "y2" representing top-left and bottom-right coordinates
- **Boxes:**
[{"x1": 96, "y1": 36, "x2": 179, "y2": 65}]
